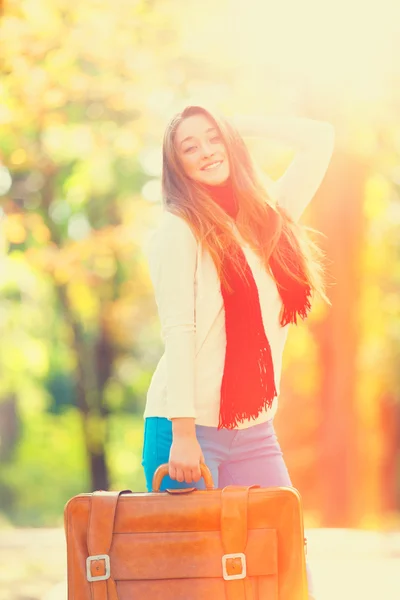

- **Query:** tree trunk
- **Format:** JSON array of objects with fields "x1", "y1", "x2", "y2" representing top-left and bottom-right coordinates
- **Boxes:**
[
  {"x1": 0, "y1": 394, "x2": 20, "y2": 461},
  {"x1": 40, "y1": 168, "x2": 112, "y2": 493},
  {"x1": 56, "y1": 285, "x2": 111, "y2": 492},
  {"x1": 379, "y1": 394, "x2": 400, "y2": 515},
  {"x1": 71, "y1": 324, "x2": 111, "y2": 492},
  {"x1": 81, "y1": 410, "x2": 110, "y2": 492},
  {"x1": 89, "y1": 449, "x2": 110, "y2": 491},
  {"x1": 0, "y1": 395, "x2": 19, "y2": 513},
  {"x1": 311, "y1": 150, "x2": 370, "y2": 526}
]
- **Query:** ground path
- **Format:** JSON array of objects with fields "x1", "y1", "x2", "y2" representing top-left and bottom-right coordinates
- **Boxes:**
[{"x1": 1, "y1": 528, "x2": 399, "y2": 599}]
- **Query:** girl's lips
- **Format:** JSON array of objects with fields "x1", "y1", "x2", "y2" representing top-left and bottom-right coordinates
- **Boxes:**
[{"x1": 201, "y1": 160, "x2": 223, "y2": 171}]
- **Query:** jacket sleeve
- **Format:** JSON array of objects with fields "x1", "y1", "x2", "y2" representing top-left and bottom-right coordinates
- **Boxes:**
[
  {"x1": 269, "y1": 125, "x2": 335, "y2": 221},
  {"x1": 146, "y1": 212, "x2": 198, "y2": 419}
]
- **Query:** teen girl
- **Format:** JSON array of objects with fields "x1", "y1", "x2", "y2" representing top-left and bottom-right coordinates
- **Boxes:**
[{"x1": 142, "y1": 105, "x2": 335, "y2": 600}]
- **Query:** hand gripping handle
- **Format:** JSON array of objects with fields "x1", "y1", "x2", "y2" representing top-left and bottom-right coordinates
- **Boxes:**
[{"x1": 152, "y1": 462, "x2": 215, "y2": 492}]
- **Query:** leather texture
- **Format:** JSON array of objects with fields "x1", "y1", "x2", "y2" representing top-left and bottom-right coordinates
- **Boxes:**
[{"x1": 64, "y1": 464, "x2": 308, "y2": 599}]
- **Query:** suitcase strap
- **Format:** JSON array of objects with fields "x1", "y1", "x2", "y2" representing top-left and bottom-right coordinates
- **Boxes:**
[
  {"x1": 87, "y1": 490, "x2": 131, "y2": 600},
  {"x1": 221, "y1": 485, "x2": 259, "y2": 600}
]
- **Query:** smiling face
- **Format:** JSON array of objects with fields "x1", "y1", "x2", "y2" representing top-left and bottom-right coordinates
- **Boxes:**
[{"x1": 174, "y1": 113, "x2": 230, "y2": 186}]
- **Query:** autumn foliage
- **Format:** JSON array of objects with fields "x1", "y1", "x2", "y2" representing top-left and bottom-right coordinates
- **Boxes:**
[{"x1": 0, "y1": 0, "x2": 399, "y2": 528}]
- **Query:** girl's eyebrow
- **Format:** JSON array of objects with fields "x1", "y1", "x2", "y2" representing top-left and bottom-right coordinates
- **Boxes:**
[{"x1": 180, "y1": 127, "x2": 218, "y2": 147}]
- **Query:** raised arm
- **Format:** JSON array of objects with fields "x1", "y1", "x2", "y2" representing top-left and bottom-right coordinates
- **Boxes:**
[
  {"x1": 232, "y1": 115, "x2": 335, "y2": 221},
  {"x1": 146, "y1": 212, "x2": 198, "y2": 419}
]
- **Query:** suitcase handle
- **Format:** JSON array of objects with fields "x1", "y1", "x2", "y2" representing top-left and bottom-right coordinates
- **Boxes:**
[{"x1": 152, "y1": 462, "x2": 215, "y2": 492}]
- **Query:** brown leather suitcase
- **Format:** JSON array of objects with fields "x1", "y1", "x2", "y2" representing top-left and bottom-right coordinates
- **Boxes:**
[{"x1": 64, "y1": 463, "x2": 308, "y2": 599}]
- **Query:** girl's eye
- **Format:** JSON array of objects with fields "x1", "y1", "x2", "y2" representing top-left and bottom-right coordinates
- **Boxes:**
[
  {"x1": 184, "y1": 146, "x2": 196, "y2": 153},
  {"x1": 211, "y1": 136, "x2": 221, "y2": 142}
]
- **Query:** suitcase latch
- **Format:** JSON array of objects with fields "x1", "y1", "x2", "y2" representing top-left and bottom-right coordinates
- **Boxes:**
[
  {"x1": 86, "y1": 554, "x2": 111, "y2": 582},
  {"x1": 222, "y1": 552, "x2": 247, "y2": 580}
]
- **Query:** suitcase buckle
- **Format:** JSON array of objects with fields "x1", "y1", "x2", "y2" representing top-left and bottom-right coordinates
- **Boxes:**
[
  {"x1": 222, "y1": 552, "x2": 247, "y2": 580},
  {"x1": 86, "y1": 554, "x2": 111, "y2": 582}
]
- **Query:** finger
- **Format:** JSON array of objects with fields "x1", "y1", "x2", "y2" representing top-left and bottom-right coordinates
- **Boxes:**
[
  {"x1": 175, "y1": 468, "x2": 184, "y2": 483},
  {"x1": 168, "y1": 464, "x2": 177, "y2": 480},
  {"x1": 192, "y1": 466, "x2": 201, "y2": 482},
  {"x1": 184, "y1": 469, "x2": 193, "y2": 484}
]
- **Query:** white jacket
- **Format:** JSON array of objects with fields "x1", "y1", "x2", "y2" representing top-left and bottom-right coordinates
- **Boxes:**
[
  {"x1": 144, "y1": 127, "x2": 334, "y2": 428},
  {"x1": 144, "y1": 212, "x2": 289, "y2": 428}
]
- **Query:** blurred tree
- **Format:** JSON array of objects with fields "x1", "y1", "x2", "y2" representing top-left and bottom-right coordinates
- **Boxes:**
[{"x1": 0, "y1": 0, "x2": 181, "y2": 493}]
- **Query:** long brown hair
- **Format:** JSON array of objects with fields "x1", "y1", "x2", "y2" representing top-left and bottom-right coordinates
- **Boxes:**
[{"x1": 162, "y1": 105, "x2": 330, "y2": 304}]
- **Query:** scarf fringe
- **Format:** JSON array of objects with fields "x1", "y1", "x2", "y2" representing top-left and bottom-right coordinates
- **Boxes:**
[
  {"x1": 218, "y1": 344, "x2": 278, "y2": 430},
  {"x1": 279, "y1": 287, "x2": 312, "y2": 327}
]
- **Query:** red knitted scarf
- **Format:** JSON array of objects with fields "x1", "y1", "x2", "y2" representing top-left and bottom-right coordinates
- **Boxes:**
[{"x1": 203, "y1": 179, "x2": 312, "y2": 430}]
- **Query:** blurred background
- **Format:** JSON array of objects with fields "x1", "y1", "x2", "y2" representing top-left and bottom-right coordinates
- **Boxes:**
[{"x1": 0, "y1": 0, "x2": 399, "y2": 598}]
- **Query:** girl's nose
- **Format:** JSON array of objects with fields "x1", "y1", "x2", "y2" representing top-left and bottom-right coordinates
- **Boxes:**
[{"x1": 201, "y1": 143, "x2": 214, "y2": 158}]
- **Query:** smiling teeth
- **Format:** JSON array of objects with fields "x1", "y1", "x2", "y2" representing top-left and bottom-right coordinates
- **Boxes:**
[{"x1": 204, "y1": 161, "x2": 222, "y2": 170}]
